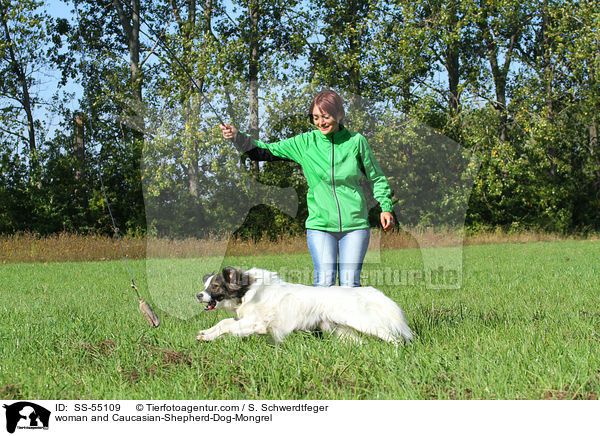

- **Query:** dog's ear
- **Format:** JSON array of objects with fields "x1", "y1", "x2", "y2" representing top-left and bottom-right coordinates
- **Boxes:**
[
  {"x1": 221, "y1": 267, "x2": 250, "y2": 296},
  {"x1": 222, "y1": 267, "x2": 239, "y2": 284},
  {"x1": 222, "y1": 267, "x2": 231, "y2": 282}
]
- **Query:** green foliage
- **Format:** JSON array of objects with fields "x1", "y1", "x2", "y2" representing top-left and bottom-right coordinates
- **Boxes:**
[{"x1": 0, "y1": 0, "x2": 599, "y2": 236}]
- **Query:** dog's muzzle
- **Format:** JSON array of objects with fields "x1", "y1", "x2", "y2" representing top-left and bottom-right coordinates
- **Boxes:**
[{"x1": 197, "y1": 291, "x2": 217, "y2": 311}]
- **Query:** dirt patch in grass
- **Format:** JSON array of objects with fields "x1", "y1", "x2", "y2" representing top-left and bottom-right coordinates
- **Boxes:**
[
  {"x1": 117, "y1": 345, "x2": 193, "y2": 384},
  {"x1": 120, "y1": 367, "x2": 142, "y2": 383},
  {"x1": 541, "y1": 371, "x2": 600, "y2": 400},
  {"x1": 77, "y1": 339, "x2": 116, "y2": 360},
  {"x1": 541, "y1": 388, "x2": 598, "y2": 400},
  {"x1": 0, "y1": 384, "x2": 22, "y2": 400},
  {"x1": 145, "y1": 345, "x2": 193, "y2": 367}
]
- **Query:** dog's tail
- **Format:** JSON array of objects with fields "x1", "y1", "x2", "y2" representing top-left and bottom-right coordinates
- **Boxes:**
[
  {"x1": 339, "y1": 292, "x2": 414, "y2": 344},
  {"x1": 389, "y1": 308, "x2": 414, "y2": 343},
  {"x1": 372, "y1": 300, "x2": 414, "y2": 344}
]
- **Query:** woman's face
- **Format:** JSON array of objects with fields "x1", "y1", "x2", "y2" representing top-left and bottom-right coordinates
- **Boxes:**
[{"x1": 312, "y1": 106, "x2": 340, "y2": 136}]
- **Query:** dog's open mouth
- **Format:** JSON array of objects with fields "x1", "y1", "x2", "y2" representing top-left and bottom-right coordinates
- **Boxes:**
[{"x1": 205, "y1": 300, "x2": 217, "y2": 311}]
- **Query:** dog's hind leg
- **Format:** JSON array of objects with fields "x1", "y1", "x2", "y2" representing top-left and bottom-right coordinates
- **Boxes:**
[
  {"x1": 368, "y1": 327, "x2": 410, "y2": 345},
  {"x1": 344, "y1": 321, "x2": 406, "y2": 345},
  {"x1": 266, "y1": 327, "x2": 294, "y2": 343},
  {"x1": 375, "y1": 330, "x2": 401, "y2": 345},
  {"x1": 316, "y1": 321, "x2": 362, "y2": 344},
  {"x1": 333, "y1": 325, "x2": 363, "y2": 344}
]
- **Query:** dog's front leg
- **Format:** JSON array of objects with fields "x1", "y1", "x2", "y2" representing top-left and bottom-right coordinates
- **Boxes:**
[
  {"x1": 196, "y1": 318, "x2": 266, "y2": 341},
  {"x1": 196, "y1": 317, "x2": 266, "y2": 341},
  {"x1": 196, "y1": 318, "x2": 237, "y2": 341}
]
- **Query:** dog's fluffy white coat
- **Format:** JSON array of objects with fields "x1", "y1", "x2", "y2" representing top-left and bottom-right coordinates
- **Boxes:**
[{"x1": 196, "y1": 268, "x2": 413, "y2": 344}]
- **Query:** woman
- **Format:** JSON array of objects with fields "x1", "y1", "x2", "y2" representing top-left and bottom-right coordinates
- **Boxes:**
[{"x1": 220, "y1": 90, "x2": 394, "y2": 287}]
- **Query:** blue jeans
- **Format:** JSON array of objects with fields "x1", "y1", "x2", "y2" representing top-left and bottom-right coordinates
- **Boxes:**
[{"x1": 306, "y1": 228, "x2": 370, "y2": 287}]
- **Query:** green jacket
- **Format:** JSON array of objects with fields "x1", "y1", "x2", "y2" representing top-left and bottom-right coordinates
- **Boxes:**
[{"x1": 237, "y1": 127, "x2": 393, "y2": 232}]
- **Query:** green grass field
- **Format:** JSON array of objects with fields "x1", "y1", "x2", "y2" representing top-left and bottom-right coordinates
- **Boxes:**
[{"x1": 1, "y1": 240, "x2": 599, "y2": 400}]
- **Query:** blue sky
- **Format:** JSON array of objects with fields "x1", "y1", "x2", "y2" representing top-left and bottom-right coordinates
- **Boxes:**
[{"x1": 36, "y1": 0, "x2": 81, "y2": 139}]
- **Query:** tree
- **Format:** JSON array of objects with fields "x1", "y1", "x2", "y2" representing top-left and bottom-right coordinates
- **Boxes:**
[
  {"x1": 474, "y1": 0, "x2": 531, "y2": 142},
  {"x1": 370, "y1": 1, "x2": 433, "y2": 114},
  {"x1": 65, "y1": 0, "x2": 149, "y2": 234},
  {"x1": 408, "y1": 0, "x2": 480, "y2": 114},
  {"x1": 307, "y1": 0, "x2": 381, "y2": 100},
  {"x1": 540, "y1": 0, "x2": 600, "y2": 228},
  {"x1": 0, "y1": 0, "x2": 52, "y2": 177}
]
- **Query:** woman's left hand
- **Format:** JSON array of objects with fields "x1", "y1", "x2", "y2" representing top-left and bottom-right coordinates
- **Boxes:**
[{"x1": 380, "y1": 212, "x2": 394, "y2": 231}]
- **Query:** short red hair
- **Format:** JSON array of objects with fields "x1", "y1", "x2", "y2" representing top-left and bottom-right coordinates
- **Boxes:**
[{"x1": 309, "y1": 90, "x2": 345, "y2": 123}]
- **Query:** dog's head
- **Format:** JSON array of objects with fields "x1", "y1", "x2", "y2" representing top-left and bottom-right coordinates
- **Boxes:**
[{"x1": 197, "y1": 267, "x2": 252, "y2": 311}]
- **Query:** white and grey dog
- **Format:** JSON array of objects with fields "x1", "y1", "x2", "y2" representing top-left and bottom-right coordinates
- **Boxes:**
[{"x1": 196, "y1": 267, "x2": 413, "y2": 344}]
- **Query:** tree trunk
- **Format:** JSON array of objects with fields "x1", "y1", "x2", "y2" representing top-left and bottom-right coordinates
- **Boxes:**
[
  {"x1": 74, "y1": 113, "x2": 85, "y2": 181},
  {"x1": 248, "y1": 0, "x2": 260, "y2": 174},
  {"x1": 445, "y1": 2, "x2": 460, "y2": 113},
  {"x1": 1, "y1": 10, "x2": 37, "y2": 173},
  {"x1": 172, "y1": 0, "x2": 201, "y2": 200},
  {"x1": 113, "y1": 0, "x2": 142, "y2": 102},
  {"x1": 590, "y1": 122, "x2": 600, "y2": 192},
  {"x1": 446, "y1": 45, "x2": 460, "y2": 113},
  {"x1": 540, "y1": 4, "x2": 553, "y2": 120},
  {"x1": 540, "y1": 3, "x2": 556, "y2": 178},
  {"x1": 478, "y1": 5, "x2": 519, "y2": 143},
  {"x1": 494, "y1": 74, "x2": 508, "y2": 142}
]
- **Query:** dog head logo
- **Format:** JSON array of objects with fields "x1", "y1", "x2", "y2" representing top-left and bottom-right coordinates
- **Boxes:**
[{"x1": 3, "y1": 402, "x2": 50, "y2": 434}]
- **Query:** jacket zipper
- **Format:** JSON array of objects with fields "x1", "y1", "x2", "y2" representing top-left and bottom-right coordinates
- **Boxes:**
[{"x1": 330, "y1": 135, "x2": 342, "y2": 232}]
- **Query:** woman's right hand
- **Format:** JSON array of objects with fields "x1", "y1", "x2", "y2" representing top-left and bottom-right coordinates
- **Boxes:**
[{"x1": 219, "y1": 123, "x2": 238, "y2": 141}]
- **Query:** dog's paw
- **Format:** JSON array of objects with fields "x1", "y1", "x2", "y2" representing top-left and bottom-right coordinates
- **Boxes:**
[{"x1": 196, "y1": 331, "x2": 215, "y2": 341}]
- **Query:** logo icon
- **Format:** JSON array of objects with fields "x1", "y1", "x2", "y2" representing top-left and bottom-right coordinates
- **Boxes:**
[{"x1": 3, "y1": 402, "x2": 50, "y2": 434}]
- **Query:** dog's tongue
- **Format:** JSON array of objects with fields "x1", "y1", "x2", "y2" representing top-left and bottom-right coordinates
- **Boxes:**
[{"x1": 205, "y1": 301, "x2": 217, "y2": 311}]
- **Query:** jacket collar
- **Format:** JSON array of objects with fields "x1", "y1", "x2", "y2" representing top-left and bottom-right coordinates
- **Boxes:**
[{"x1": 315, "y1": 124, "x2": 349, "y2": 142}]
